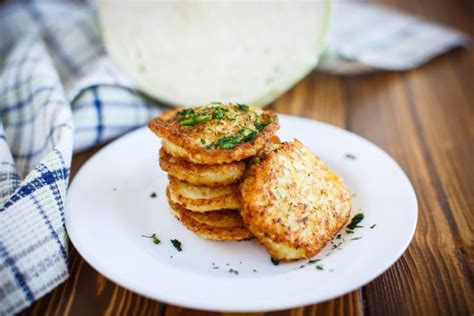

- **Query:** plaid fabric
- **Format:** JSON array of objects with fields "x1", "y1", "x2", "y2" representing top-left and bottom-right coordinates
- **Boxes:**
[
  {"x1": 0, "y1": 3, "x2": 161, "y2": 315},
  {"x1": 319, "y1": 2, "x2": 469, "y2": 74}
]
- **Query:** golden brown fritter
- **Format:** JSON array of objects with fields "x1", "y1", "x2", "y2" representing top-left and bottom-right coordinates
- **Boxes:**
[
  {"x1": 159, "y1": 148, "x2": 245, "y2": 187},
  {"x1": 240, "y1": 140, "x2": 352, "y2": 261},
  {"x1": 168, "y1": 177, "x2": 240, "y2": 211},
  {"x1": 182, "y1": 209, "x2": 245, "y2": 228},
  {"x1": 167, "y1": 191, "x2": 253, "y2": 241},
  {"x1": 148, "y1": 103, "x2": 279, "y2": 164}
]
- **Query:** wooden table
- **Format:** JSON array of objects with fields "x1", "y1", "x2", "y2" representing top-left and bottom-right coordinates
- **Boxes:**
[{"x1": 20, "y1": 1, "x2": 473, "y2": 315}]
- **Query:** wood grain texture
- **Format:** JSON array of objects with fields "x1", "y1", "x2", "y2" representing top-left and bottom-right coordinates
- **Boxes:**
[{"x1": 20, "y1": 1, "x2": 473, "y2": 315}]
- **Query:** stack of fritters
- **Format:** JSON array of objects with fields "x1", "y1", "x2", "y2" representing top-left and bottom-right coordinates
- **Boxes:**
[
  {"x1": 148, "y1": 103, "x2": 279, "y2": 241},
  {"x1": 149, "y1": 103, "x2": 352, "y2": 261}
]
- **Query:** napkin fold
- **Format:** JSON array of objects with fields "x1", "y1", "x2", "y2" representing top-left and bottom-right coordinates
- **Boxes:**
[
  {"x1": 0, "y1": 1, "x2": 468, "y2": 315},
  {"x1": 319, "y1": 2, "x2": 469, "y2": 74}
]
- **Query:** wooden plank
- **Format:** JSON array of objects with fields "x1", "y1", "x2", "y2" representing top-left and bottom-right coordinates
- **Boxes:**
[{"x1": 341, "y1": 1, "x2": 474, "y2": 314}]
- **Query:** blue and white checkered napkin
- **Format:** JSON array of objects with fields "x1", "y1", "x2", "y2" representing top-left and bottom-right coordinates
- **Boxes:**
[
  {"x1": 319, "y1": 2, "x2": 469, "y2": 74},
  {"x1": 0, "y1": 3, "x2": 161, "y2": 315},
  {"x1": 0, "y1": 1, "x2": 468, "y2": 315}
]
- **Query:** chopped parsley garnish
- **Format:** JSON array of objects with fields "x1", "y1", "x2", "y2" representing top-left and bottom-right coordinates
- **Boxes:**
[
  {"x1": 207, "y1": 135, "x2": 239, "y2": 149},
  {"x1": 206, "y1": 127, "x2": 257, "y2": 150},
  {"x1": 271, "y1": 257, "x2": 280, "y2": 265},
  {"x1": 180, "y1": 114, "x2": 212, "y2": 126},
  {"x1": 254, "y1": 120, "x2": 271, "y2": 131},
  {"x1": 170, "y1": 239, "x2": 182, "y2": 251},
  {"x1": 237, "y1": 103, "x2": 249, "y2": 111},
  {"x1": 240, "y1": 127, "x2": 257, "y2": 142},
  {"x1": 150, "y1": 192, "x2": 157, "y2": 198},
  {"x1": 347, "y1": 213, "x2": 364, "y2": 230},
  {"x1": 142, "y1": 233, "x2": 160, "y2": 244},
  {"x1": 308, "y1": 259, "x2": 321, "y2": 264},
  {"x1": 370, "y1": 224, "x2": 376, "y2": 229},
  {"x1": 177, "y1": 106, "x2": 232, "y2": 125},
  {"x1": 345, "y1": 153, "x2": 357, "y2": 160},
  {"x1": 212, "y1": 106, "x2": 228, "y2": 119},
  {"x1": 200, "y1": 138, "x2": 206, "y2": 145},
  {"x1": 346, "y1": 230, "x2": 355, "y2": 234},
  {"x1": 315, "y1": 265, "x2": 324, "y2": 270},
  {"x1": 299, "y1": 265, "x2": 306, "y2": 269},
  {"x1": 176, "y1": 108, "x2": 195, "y2": 120},
  {"x1": 228, "y1": 269, "x2": 239, "y2": 275},
  {"x1": 336, "y1": 234, "x2": 341, "y2": 239},
  {"x1": 351, "y1": 237, "x2": 362, "y2": 240}
]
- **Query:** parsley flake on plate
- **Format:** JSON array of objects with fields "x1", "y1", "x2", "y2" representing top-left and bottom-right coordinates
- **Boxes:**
[
  {"x1": 142, "y1": 233, "x2": 160, "y2": 244},
  {"x1": 170, "y1": 239, "x2": 182, "y2": 251},
  {"x1": 344, "y1": 153, "x2": 357, "y2": 160},
  {"x1": 347, "y1": 213, "x2": 364, "y2": 230}
]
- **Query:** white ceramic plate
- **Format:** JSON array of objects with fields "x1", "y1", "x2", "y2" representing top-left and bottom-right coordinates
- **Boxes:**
[{"x1": 66, "y1": 114, "x2": 417, "y2": 312}]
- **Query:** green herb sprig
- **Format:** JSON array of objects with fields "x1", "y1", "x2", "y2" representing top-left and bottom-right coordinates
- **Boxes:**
[
  {"x1": 180, "y1": 114, "x2": 212, "y2": 126},
  {"x1": 177, "y1": 106, "x2": 231, "y2": 126},
  {"x1": 142, "y1": 233, "x2": 161, "y2": 244},
  {"x1": 212, "y1": 106, "x2": 228, "y2": 119},
  {"x1": 170, "y1": 239, "x2": 182, "y2": 251},
  {"x1": 237, "y1": 103, "x2": 249, "y2": 111},
  {"x1": 254, "y1": 120, "x2": 271, "y2": 131},
  {"x1": 206, "y1": 127, "x2": 257, "y2": 150},
  {"x1": 347, "y1": 213, "x2": 364, "y2": 230}
]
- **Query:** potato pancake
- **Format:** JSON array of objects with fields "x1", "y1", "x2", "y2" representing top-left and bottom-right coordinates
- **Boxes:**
[
  {"x1": 240, "y1": 140, "x2": 352, "y2": 261},
  {"x1": 148, "y1": 103, "x2": 279, "y2": 164},
  {"x1": 167, "y1": 192, "x2": 253, "y2": 241},
  {"x1": 168, "y1": 177, "x2": 240, "y2": 211},
  {"x1": 159, "y1": 148, "x2": 245, "y2": 187}
]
